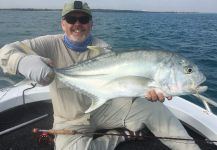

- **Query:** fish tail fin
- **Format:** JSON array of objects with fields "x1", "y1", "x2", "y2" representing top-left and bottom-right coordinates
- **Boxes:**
[{"x1": 85, "y1": 98, "x2": 108, "y2": 113}]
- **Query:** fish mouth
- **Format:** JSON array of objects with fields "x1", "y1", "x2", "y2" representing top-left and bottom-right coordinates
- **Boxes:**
[
  {"x1": 195, "y1": 85, "x2": 208, "y2": 93},
  {"x1": 190, "y1": 76, "x2": 207, "y2": 93},
  {"x1": 195, "y1": 74, "x2": 207, "y2": 92}
]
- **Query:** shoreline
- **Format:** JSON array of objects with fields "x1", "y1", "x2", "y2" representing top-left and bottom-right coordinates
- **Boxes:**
[{"x1": 0, "y1": 8, "x2": 214, "y2": 14}]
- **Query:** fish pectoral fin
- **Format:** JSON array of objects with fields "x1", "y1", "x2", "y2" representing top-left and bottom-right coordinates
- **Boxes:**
[
  {"x1": 106, "y1": 76, "x2": 154, "y2": 88},
  {"x1": 85, "y1": 98, "x2": 108, "y2": 113}
]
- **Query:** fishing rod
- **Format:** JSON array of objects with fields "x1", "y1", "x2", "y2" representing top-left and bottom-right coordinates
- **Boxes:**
[{"x1": 33, "y1": 128, "x2": 217, "y2": 143}]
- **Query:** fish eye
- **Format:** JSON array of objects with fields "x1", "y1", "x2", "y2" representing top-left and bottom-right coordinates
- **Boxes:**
[{"x1": 184, "y1": 66, "x2": 193, "y2": 74}]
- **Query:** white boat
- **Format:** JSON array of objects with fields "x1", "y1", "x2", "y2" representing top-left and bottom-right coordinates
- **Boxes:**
[
  {"x1": 0, "y1": 78, "x2": 217, "y2": 149},
  {"x1": 0, "y1": 79, "x2": 50, "y2": 113}
]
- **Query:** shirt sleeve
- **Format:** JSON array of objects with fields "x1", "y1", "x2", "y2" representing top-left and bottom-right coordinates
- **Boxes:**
[
  {"x1": 0, "y1": 35, "x2": 59, "y2": 75},
  {"x1": 0, "y1": 41, "x2": 27, "y2": 74}
]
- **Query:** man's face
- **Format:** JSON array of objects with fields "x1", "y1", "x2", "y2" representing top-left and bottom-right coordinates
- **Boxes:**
[{"x1": 61, "y1": 12, "x2": 92, "y2": 43}]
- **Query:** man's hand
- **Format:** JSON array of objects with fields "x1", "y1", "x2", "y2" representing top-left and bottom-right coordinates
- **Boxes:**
[
  {"x1": 145, "y1": 89, "x2": 172, "y2": 102},
  {"x1": 18, "y1": 55, "x2": 55, "y2": 85}
]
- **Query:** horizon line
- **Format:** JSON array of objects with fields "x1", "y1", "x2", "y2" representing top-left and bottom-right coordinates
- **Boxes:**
[{"x1": 0, "y1": 8, "x2": 216, "y2": 14}]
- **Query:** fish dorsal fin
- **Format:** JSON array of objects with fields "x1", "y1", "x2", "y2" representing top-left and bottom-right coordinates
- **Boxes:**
[
  {"x1": 87, "y1": 46, "x2": 111, "y2": 53},
  {"x1": 85, "y1": 98, "x2": 108, "y2": 113},
  {"x1": 87, "y1": 46, "x2": 102, "y2": 51}
]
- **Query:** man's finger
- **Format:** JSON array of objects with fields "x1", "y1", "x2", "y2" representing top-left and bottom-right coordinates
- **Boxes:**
[
  {"x1": 157, "y1": 93, "x2": 165, "y2": 102},
  {"x1": 149, "y1": 90, "x2": 158, "y2": 102},
  {"x1": 166, "y1": 96, "x2": 173, "y2": 100}
]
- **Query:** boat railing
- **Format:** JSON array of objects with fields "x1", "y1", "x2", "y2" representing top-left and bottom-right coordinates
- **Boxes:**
[{"x1": 193, "y1": 94, "x2": 217, "y2": 114}]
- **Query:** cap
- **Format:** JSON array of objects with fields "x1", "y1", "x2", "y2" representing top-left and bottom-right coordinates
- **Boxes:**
[{"x1": 62, "y1": 0, "x2": 92, "y2": 17}]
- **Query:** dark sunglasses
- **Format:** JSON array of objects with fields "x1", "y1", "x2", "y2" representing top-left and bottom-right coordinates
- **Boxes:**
[{"x1": 64, "y1": 15, "x2": 91, "y2": 24}]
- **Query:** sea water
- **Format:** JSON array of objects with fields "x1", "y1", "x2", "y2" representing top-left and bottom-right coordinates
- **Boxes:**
[{"x1": 0, "y1": 10, "x2": 217, "y2": 111}]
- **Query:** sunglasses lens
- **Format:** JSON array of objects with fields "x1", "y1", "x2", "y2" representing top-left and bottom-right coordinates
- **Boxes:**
[
  {"x1": 64, "y1": 16, "x2": 90, "y2": 24},
  {"x1": 79, "y1": 16, "x2": 90, "y2": 24},
  {"x1": 65, "y1": 16, "x2": 77, "y2": 24}
]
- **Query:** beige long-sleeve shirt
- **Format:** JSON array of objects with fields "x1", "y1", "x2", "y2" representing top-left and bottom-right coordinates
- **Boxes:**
[{"x1": 0, "y1": 34, "x2": 110, "y2": 126}]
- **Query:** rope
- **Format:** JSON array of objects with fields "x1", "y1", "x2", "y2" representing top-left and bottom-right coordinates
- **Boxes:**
[{"x1": 22, "y1": 82, "x2": 37, "y2": 104}]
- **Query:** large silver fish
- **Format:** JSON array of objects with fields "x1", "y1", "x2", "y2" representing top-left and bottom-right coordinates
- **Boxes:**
[{"x1": 55, "y1": 49, "x2": 207, "y2": 113}]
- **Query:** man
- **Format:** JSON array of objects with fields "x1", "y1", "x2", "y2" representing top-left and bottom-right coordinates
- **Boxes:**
[{"x1": 0, "y1": 0, "x2": 201, "y2": 150}]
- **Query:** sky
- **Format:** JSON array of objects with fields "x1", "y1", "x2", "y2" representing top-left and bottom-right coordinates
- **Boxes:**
[{"x1": 0, "y1": 0, "x2": 217, "y2": 13}]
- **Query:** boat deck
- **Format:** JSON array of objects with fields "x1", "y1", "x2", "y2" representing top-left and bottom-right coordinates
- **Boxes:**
[{"x1": 0, "y1": 101, "x2": 216, "y2": 150}]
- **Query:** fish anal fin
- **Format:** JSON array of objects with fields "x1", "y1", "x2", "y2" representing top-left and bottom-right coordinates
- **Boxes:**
[{"x1": 85, "y1": 98, "x2": 108, "y2": 113}]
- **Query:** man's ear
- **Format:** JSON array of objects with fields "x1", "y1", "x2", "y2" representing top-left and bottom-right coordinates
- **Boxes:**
[{"x1": 61, "y1": 20, "x2": 66, "y2": 32}]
